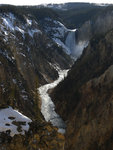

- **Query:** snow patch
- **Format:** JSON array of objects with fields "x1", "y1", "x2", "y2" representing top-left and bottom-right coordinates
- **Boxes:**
[
  {"x1": 15, "y1": 26, "x2": 25, "y2": 35},
  {"x1": 28, "y1": 29, "x2": 42, "y2": 38},
  {"x1": 17, "y1": 52, "x2": 26, "y2": 57},
  {"x1": 26, "y1": 19, "x2": 32, "y2": 26},
  {"x1": 2, "y1": 17, "x2": 14, "y2": 31},
  {"x1": 48, "y1": 62, "x2": 61, "y2": 72},
  {"x1": 21, "y1": 95, "x2": 28, "y2": 101},
  {"x1": 12, "y1": 79, "x2": 17, "y2": 84},
  {"x1": 0, "y1": 49, "x2": 13, "y2": 62},
  {"x1": 0, "y1": 107, "x2": 32, "y2": 137},
  {"x1": 4, "y1": 31, "x2": 8, "y2": 35},
  {"x1": 8, "y1": 13, "x2": 16, "y2": 20}
]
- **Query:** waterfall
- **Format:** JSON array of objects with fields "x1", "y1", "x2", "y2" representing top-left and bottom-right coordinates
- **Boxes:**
[
  {"x1": 65, "y1": 29, "x2": 88, "y2": 60},
  {"x1": 65, "y1": 29, "x2": 76, "y2": 56}
]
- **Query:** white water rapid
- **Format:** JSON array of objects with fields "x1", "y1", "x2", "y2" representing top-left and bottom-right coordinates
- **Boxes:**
[{"x1": 38, "y1": 69, "x2": 69, "y2": 134}]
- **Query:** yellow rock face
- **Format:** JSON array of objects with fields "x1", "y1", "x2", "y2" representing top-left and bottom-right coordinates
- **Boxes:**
[{"x1": 0, "y1": 122, "x2": 65, "y2": 150}]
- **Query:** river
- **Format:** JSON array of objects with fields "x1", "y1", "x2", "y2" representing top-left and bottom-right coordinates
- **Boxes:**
[{"x1": 38, "y1": 69, "x2": 68, "y2": 134}]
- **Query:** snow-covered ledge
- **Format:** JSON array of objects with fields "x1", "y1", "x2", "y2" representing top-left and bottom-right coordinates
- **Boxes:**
[{"x1": 0, "y1": 106, "x2": 32, "y2": 137}]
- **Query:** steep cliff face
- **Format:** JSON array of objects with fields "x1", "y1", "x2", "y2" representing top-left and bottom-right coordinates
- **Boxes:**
[
  {"x1": 77, "y1": 7, "x2": 113, "y2": 42},
  {"x1": 51, "y1": 29, "x2": 113, "y2": 118},
  {"x1": 0, "y1": 7, "x2": 73, "y2": 86},
  {"x1": 0, "y1": 5, "x2": 74, "y2": 114},
  {"x1": 0, "y1": 5, "x2": 73, "y2": 149},
  {"x1": 39, "y1": 17, "x2": 88, "y2": 60},
  {"x1": 1, "y1": 3, "x2": 113, "y2": 150},
  {"x1": 51, "y1": 29, "x2": 113, "y2": 149},
  {"x1": 66, "y1": 65, "x2": 113, "y2": 150},
  {"x1": 46, "y1": 4, "x2": 113, "y2": 60}
]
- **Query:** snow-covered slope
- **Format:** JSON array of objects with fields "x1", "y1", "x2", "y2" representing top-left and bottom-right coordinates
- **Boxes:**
[
  {"x1": 0, "y1": 10, "x2": 73, "y2": 87},
  {"x1": 0, "y1": 13, "x2": 42, "y2": 41},
  {"x1": 0, "y1": 107, "x2": 32, "y2": 137},
  {"x1": 0, "y1": 9, "x2": 73, "y2": 139}
]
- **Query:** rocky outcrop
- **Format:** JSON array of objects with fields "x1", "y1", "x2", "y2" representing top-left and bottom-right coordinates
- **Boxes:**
[
  {"x1": 2, "y1": 4, "x2": 113, "y2": 150},
  {"x1": 0, "y1": 6, "x2": 73, "y2": 87},
  {"x1": 0, "y1": 6, "x2": 73, "y2": 117},
  {"x1": 77, "y1": 7, "x2": 113, "y2": 42},
  {"x1": 0, "y1": 121, "x2": 65, "y2": 150},
  {"x1": 51, "y1": 29, "x2": 113, "y2": 119},
  {"x1": 65, "y1": 65, "x2": 113, "y2": 150},
  {"x1": 0, "y1": 6, "x2": 73, "y2": 150},
  {"x1": 51, "y1": 28, "x2": 113, "y2": 149}
]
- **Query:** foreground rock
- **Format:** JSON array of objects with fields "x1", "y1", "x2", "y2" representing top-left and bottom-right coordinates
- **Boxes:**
[{"x1": 0, "y1": 121, "x2": 65, "y2": 150}]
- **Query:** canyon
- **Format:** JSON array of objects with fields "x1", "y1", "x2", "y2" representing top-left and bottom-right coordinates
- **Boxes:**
[{"x1": 0, "y1": 3, "x2": 113, "y2": 150}]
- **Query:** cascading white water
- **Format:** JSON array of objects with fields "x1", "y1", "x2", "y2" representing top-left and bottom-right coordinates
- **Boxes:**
[
  {"x1": 65, "y1": 29, "x2": 76, "y2": 56},
  {"x1": 38, "y1": 69, "x2": 68, "y2": 134},
  {"x1": 65, "y1": 29, "x2": 88, "y2": 60},
  {"x1": 50, "y1": 20, "x2": 88, "y2": 60}
]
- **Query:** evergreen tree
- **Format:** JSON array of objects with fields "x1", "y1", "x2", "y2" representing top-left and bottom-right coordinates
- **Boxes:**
[{"x1": 33, "y1": 76, "x2": 42, "y2": 122}]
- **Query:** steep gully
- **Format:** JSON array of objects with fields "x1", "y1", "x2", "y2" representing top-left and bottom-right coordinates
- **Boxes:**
[{"x1": 38, "y1": 28, "x2": 87, "y2": 133}]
